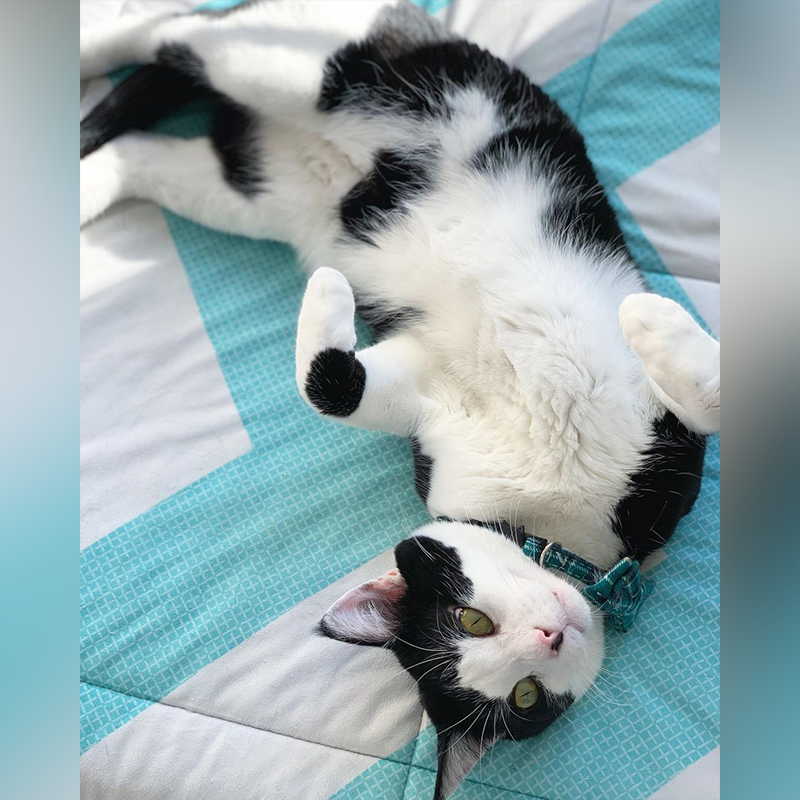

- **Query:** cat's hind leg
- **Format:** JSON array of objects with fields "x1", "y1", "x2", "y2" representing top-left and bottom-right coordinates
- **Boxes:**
[
  {"x1": 80, "y1": 132, "x2": 270, "y2": 234},
  {"x1": 80, "y1": 1, "x2": 393, "y2": 118},
  {"x1": 620, "y1": 293, "x2": 720, "y2": 434},
  {"x1": 80, "y1": 110, "x2": 362, "y2": 250},
  {"x1": 296, "y1": 268, "x2": 427, "y2": 436}
]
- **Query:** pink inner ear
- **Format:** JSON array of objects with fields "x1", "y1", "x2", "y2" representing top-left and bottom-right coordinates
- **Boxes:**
[
  {"x1": 322, "y1": 569, "x2": 408, "y2": 644},
  {"x1": 337, "y1": 570, "x2": 406, "y2": 611},
  {"x1": 371, "y1": 570, "x2": 406, "y2": 600}
]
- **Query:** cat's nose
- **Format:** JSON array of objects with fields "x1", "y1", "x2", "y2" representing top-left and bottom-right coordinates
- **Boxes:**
[{"x1": 534, "y1": 628, "x2": 564, "y2": 653}]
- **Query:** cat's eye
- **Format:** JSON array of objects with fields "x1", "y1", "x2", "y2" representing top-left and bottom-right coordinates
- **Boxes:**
[
  {"x1": 514, "y1": 677, "x2": 540, "y2": 709},
  {"x1": 456, "y1": 607, "x2": 495, "y2": 636}
]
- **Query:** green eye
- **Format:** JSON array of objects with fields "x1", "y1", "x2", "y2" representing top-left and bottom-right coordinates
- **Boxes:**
[
  {"x1": 514, "y1": 677, "x2": 540, "y2": 709},
  {"x1": 457, "y1": 607, "x2": 495, "y2": 636}
]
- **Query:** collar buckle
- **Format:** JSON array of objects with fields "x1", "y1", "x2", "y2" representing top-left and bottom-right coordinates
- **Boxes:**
[{"x1": 537, "y1": 540, "x2": 560, "y2": 568}]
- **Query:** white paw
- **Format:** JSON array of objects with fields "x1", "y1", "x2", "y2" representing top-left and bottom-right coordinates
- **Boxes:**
[
  {"x1": 296, "y1": 267, "x2": 357, "y2": 388},
  {"x1": 80, "y1": 145, "x2": 127, "y2": 227},
  {"x1": 620, "y1": 293, "x2": 720, "y2": 433}
]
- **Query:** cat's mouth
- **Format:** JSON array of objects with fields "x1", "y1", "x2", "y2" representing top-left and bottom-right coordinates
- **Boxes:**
[
  {"x1": 559, "y1": 624, "x2": 586, "y2": 653},
  {"x1": 535, "y1": 625, "x2": 582, "y2": 664},
  {"x1": 550, "y1": 584, "x2": 592, "y2": 637}
]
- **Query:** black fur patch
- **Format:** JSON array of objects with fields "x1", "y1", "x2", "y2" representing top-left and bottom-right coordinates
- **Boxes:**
[
  {"x1": 319, "y1": 39, "x2": 552, "y2": 122},
  {"x1": 355, "y1": 302, "x2": 423, "y2": 339},
  {"x1": 155, "y1": 41, "x2": 205, "y2": 78},
  {"x1": 613, "y1": 412, "x2": 707, "y2": 562},
  {"x1": 410, "y1": 437, "x2": 434, "y2": 502},
  {"x1": 81, "y1": 43, "x2": 262, "y2": 195},
  {"x1": 394, "y1": 535, "x2": 473, "y2": 605},
  {"x1": 474, "y1": 124, "x2": 628, "y2": 254},
  {"x1": 210, "y1": 98, "x2": 263, "y2": 196},
  {"x1": 321, "y1": 35, "x2": 627, "y2": 258},
  {"x1": 155, "y1": 44, "x2": 263, "y2": 196},
  {"x1": 80, "y1": 62, "x2": 204, "y2": 158},
  {"x1": 304, "y1": 348, "x2": 366, "y2": 417},
  {"x1": 340, "y1": 149, "x2": 431, "y2": 244}
]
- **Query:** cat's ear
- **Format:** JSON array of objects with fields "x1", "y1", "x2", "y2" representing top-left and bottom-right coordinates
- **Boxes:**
[
  {"x1": 318, "y1": 569, "x2": 406, "y2": 646},
  {"x1": 433, "y1": 727, "x2": 496, "y2": 800}
]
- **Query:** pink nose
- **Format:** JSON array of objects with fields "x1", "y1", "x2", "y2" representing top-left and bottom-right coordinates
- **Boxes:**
[{"x1": 534, "y1": 628, "x2": 564, "y2": 652}]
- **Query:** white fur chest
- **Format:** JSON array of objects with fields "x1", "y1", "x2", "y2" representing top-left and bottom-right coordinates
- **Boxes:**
[{"x1": 396, "y1": 242, "x2": 654, "y2": 567}]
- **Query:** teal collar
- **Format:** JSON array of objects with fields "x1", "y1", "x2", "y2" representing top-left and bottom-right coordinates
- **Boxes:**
[
  {"x1": 521, "y1": 535, "x2": 653, "y2": 632},
  {"x1": 436, "y1": 517, "x2": 654, "y2": 633}
]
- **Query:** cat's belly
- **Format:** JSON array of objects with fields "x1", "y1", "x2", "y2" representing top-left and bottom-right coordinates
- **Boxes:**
[{"x1": 415, "y1": 397, "x2": 642, "y2": 569}]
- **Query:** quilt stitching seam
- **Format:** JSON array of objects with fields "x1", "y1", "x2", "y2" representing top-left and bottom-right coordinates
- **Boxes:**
[
  {"x1": 397, "y1": 707, "x2": 424, "y2": 800},
  {"x1": 82, "y1": 679, "x2": 551, "y2": 798},
  {"x1": 575, "y1": 0, "x2": 614, "y2": 124},
  {"x1": 81, "y1": 679, "x2": 416, "y2": 767}
]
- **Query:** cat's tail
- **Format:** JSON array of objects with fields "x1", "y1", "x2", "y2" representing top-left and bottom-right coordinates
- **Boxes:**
[{"x1": 80, "y1": 64, "x2": 207, "y2": 159}]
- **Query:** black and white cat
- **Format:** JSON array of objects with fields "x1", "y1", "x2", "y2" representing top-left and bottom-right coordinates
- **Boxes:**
[{"x1": 80, "y1": 1, "x2": 720, "y2": 797}]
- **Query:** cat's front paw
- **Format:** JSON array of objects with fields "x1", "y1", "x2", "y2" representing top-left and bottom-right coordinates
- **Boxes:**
[
  {"x1": 619, "y1": 293, "x2": 712, "y2": 376},
  {"x1": 295, "y1": 267, "x2": 357, "y2": 392},
  {"x1": 620, "y1": 293, "x2": 720, "y2": 433}
]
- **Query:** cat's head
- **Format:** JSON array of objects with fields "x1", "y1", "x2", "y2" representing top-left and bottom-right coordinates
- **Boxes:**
[{"x1": 319, "y1": 520, "x2": 604, "y2": 799}]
